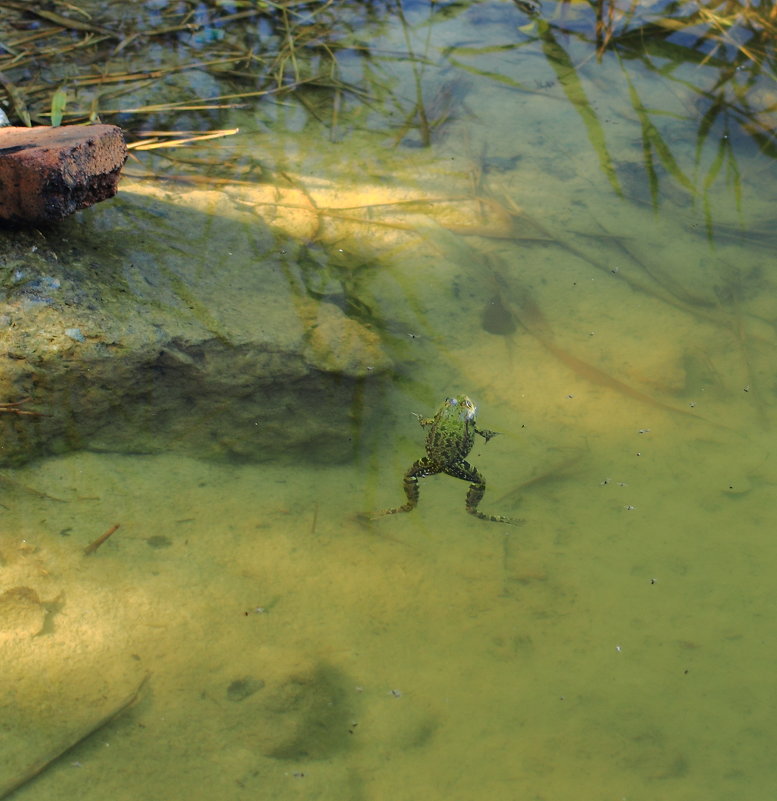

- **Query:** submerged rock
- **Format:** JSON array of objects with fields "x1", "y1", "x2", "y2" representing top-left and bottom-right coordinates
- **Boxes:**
[
  {"x1": 0, "y1": 586, "x2": 47, "y2": 639},
  {"x1": 302, "y1": 300, "x2": 388, "y2": 376},
  {"x1": 0, "y1": 189, "x2": 391, "y2": 466}
]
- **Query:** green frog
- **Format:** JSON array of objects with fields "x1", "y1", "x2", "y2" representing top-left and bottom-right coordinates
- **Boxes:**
[{"x1": 377, "y1": 395, "x2": 519, "y2": 525}]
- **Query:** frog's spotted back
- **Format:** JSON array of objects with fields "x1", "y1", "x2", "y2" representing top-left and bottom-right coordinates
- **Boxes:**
[{"x1": 374, "y1": 395, "x2": 521, "y2": 525}]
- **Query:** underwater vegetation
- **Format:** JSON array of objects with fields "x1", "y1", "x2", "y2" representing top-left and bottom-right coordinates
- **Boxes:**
[{"x1": 0, "y1": 0, "x2": 774, "y2": 210}]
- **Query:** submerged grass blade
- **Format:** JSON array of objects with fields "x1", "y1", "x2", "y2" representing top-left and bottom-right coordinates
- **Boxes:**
[
  {"x1": 127, "y1": 128, "x2": 239, "y2": 150},
  {"x1": 422, "y1": 220, "x2": 726, "y2": 425},
  {"x1": 694, "y1": 92, "x2": 725, "y2": 171},
  {"x1": 503, "y1": 284, "x2": 728, "y2": 427},
  {"x1": 702, "y1": 118, "x2": 742, "y2": 241},
  {"x1": 0, "y1": 68, "x2": 30, "y2": 125},
  {"x1": 0, "y1": 0, "x2": 118, "y2": 37},
  {"x1": 621, "y1": 63, "x2": 695, "y2": 204},
  {"x1": 396, "y1": 0, "x2": 431, "y2": 146},
  {"x1": 537, "y1": 20, "x2": 622, "y2": 196},
  {"x1": 446, "y1": 57, "x2": 535, "y2": 89},
  {"x1": 0, "y1": 675, "x2": 149, "y2": 801},
  {"x1": 702, "y1": 124, "x2": 727, "y2": 239}
]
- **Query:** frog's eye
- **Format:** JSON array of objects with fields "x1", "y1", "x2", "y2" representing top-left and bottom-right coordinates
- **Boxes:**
[{"x1": 446, "y1": 397, "x2": 457, "y2": 406}]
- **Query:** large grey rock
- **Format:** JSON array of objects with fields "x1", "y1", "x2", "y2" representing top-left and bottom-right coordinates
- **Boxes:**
[{"x1": 0, "y1": 189, "x2": 391, "y2": 466}]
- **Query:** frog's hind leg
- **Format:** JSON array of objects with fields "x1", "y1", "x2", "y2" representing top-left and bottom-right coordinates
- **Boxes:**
[
  {"x1": 445, "y1": 461, "x2": 520, "y2": 525},
  {"x1": 374, "y1": 458, "x2": 437, "y2": 518}
]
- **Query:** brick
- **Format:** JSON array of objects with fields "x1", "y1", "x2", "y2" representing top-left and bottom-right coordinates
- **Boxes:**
[{"x1": 0, "y1": 124, "x2": 126, "y2": 223}]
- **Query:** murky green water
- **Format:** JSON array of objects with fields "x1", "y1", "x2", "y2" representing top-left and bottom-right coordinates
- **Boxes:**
[{"x1": 2, "y1": 1, "x2": 777, "y2": 799}]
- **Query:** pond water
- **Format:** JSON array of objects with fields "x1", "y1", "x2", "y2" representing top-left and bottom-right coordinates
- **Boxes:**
[{"x1": 2, "y1": 1, "x2": 777, "y2": 799}]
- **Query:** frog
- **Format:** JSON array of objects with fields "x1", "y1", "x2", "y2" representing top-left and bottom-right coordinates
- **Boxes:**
[{"x1": 376, "y1": 395, "x2": 520, "y2": 525}]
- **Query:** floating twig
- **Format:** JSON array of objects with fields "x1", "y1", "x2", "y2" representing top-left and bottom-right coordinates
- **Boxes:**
[
  {"x1": 0, "y1": 474, "x2": 67, "y2": 503},
  {"x1": 83, "y1": 523, "x2": 120, "y2": 556},
  {"x1": 0, "y1": 398, "x2": 45, "y2": 417}
]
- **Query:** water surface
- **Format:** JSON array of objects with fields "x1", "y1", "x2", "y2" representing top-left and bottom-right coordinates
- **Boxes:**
[{"x1": 2, "y1": 1, "x2": 777, "y2": 799}]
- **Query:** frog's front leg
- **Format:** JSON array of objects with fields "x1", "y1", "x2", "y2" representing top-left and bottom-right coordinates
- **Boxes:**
[
  {"x1": 445, "y1": 460, "x2": 520, "y2": 525},
  {"x1": 475, "y1": 426, "x2": 498, "y2": 443},
  {"x1": 375, "y1": 457, "x2": 437, "y2": 518}
]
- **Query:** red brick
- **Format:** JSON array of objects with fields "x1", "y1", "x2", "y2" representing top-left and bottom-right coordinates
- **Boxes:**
[{"x1": 0, "y1": 124, "x2": 126, "y2": 223}]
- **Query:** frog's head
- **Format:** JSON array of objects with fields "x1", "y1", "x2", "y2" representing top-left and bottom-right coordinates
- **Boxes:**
[{"x1": 444, "y1": 395, "x2": 477, "y2": 422}]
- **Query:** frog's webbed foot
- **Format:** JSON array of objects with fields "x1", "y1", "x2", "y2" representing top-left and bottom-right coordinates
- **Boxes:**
[
  {"x1": 475, "y1": 427, "x2": 499, "y2": 443},
  {"x1": 468, "y1": 508, "x2": 524, "y2": 526},
  {"x1": 373, "y1": 458, "x2": 436, "y2": 519}
]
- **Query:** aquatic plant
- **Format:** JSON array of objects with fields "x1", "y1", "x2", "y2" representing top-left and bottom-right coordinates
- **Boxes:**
[
  {"x1": 0, "y1": 0, "x2": 392, "y2": 128},
  {"x1": 589, "y1": 0, "x2": 777, "y2": 223},
  {"x1": 1, "y1": 0, "x2": 774, "y2": 218},
  {"x1": 444, "y1": 0, "x2": 777, "y2": 213}
]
